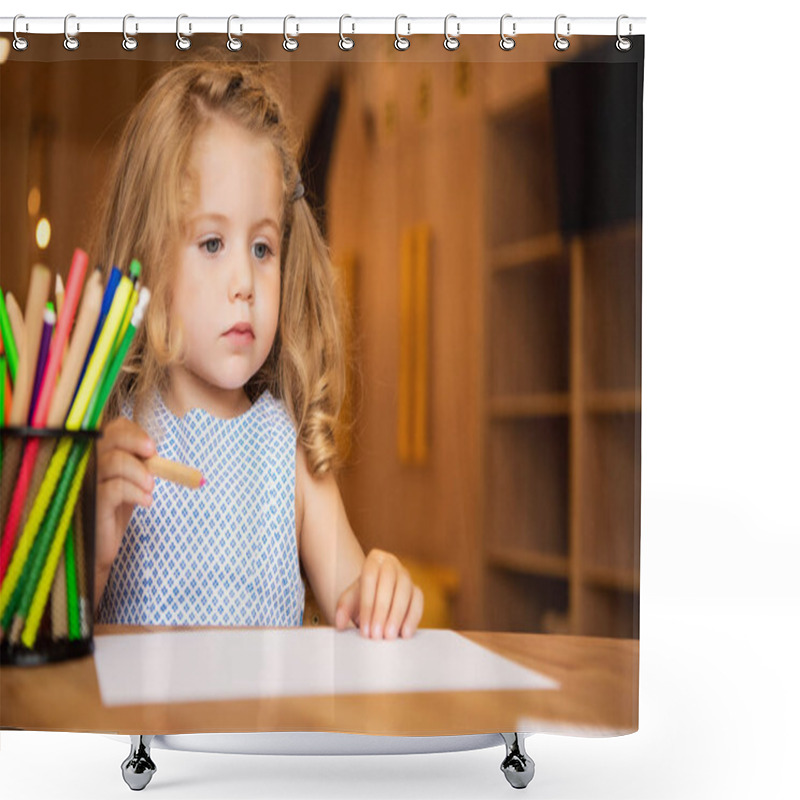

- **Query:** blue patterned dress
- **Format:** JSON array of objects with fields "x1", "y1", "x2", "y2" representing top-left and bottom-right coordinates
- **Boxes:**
[{"x1": 96, "y1": 390, "x2": 304, "y2": 627}]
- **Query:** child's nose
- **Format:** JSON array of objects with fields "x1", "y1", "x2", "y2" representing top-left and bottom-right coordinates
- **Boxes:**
[{"x1": 228, "y1": 250, "x2": 255, "y2": 302}]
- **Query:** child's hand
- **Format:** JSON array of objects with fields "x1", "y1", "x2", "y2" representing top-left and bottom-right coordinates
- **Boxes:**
[
  {"x1": 334, "y1": 549, "x2": 424, "y2": 639},
  {"x1": 95, "y1": 417, "x2": 156, "y2": 579}
]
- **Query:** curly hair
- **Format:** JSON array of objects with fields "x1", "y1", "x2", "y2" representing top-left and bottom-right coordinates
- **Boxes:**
[{"x1": 89, "y1": 56, "x2": 346, "y2": 475}]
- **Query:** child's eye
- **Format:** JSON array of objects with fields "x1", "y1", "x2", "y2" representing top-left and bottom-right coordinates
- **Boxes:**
[
  {"x1": 252, "y1": 242, "x2": 273, "y2": 260},
  {"x1": 201, "y1": 237, "x2": 222, "y2": 255}
]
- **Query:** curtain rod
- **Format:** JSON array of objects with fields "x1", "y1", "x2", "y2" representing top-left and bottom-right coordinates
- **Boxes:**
[{"x1": 1, "y1": 16, "x2": 646, "y2": 38}]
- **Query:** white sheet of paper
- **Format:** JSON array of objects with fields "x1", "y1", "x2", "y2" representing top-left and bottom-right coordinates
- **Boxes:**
[{"x1": 93, "y1": 628, "x2": 558, "y2": 706}]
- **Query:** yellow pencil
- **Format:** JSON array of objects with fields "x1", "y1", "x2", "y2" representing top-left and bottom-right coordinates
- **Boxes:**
[
  {"x1": 0, "y1": 437, "x2": 71, "y2": 619},
  {"x1": 20, "y1": 447, "x2": 89, "y2": 648},
  {"x1": 47, "y1": 271, "x2": 103, "y2": 427},
  {"x1": 66, "y1": 275, "x2": 132, "y2": 430}
]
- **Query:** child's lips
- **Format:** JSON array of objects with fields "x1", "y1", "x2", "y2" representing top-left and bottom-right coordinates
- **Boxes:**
[{"x1": 222, "y1": 324, "x2": 254, "y2": 344}]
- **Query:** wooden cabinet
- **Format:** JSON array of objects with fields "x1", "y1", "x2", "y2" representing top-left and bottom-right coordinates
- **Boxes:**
[
  {"x1": 482, "y1": 84, "x2": 641, "y2": 638},
  {"x1": 323, "y1": 38, "x2": 641, "y2": 638}
]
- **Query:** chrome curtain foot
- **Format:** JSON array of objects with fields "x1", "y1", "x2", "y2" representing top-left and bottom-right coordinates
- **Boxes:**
[
  {"x1": 500, "y1": 732, "x2": 535, "y2": 789},
  {"x1": 121, "y1": 735, "x2": 157, "y2": 791}
]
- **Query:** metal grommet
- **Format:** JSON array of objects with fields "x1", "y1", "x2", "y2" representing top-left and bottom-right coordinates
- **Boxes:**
[
  {"x1": 64, "y1": 13, "x2": 79, "y2": 51},
  {"x1": 499, "y1": 14, "x2": 515, "y2": 51},
  {"x1": 554, "y1": 14, "x2": 570, "y2": 51},
  {"x1": 444, "y1": 14, "x2": 460, "y2": 51},
  {"x1": 394, "y1": 15, "x2": 410, "y2": 51},
  {"x1": 227, "y1": 15, "x2": 242, "y2": 51},
  {"x1": 339, "y1": 14, "x2": 355, "y2": 50},
  {"x1": 122, "y1": 14, "x2": 138, "y2": 51},
  {"x1": 12, "y1": 15, "x2": 28, "y2": 51},
  {"x1": 176, "y1": 14, "x2": 191, "y2": 50},
  {"x1": 616, "y1": 14, "x2": 632, "y2": 51},
  {"x1": 283, "y1": 15, "x2": 299, "y2": 51}
]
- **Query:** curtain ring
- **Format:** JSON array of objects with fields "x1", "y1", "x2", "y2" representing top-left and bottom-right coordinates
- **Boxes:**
[
  {"x1": 554, "y1": 14, "x2": 570, "y2": 51},
  {"x1": 227, "y1": 15, "x2": 242, "y2": 51},
  {"x1": 12, "y1": 15, "x2": 28, "y2": 51},
  {"x1": 283, "y1": 15, "x2": 299, "y2": 51},
  {"x1": 499, "y1": 14, "x2": 515, "y2": 51},
  {"x1": 444, "y1": 14, "x2": 460, "y2": 51},
  {"x1": 122, "y1": 14, "x2": 138, "y2": 51},
  {"x1": 339, "y1": 14, "x2": 355, "y2": 50},
  {"x1": 394, "y1": 15, "x2": 410, "y2": 51},
  {"x1": 176, "y1": 14, "x2": 191, "y2": 50},
  {"x1": 64, "y1": 13, "x2": 79, "y2": 51},
  {"x1": 616, "y1": 15, "x2": 632, "y2": 51}
]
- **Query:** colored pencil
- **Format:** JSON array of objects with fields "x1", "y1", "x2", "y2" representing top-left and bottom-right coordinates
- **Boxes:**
[
  {"x1": 144, "y1": 455, "x2": 205, "y2": 490},
  {"x1": 28, "y1": 304, "x2": 55, "y2": 426},
  {"x1": 5, "y1": 292, "x2": 26, "y2": 381},
  {"x1": 0, "y1": 436, "x2": 71, "y2": 619},
  {"x1": 66, "y1": 275, "x2": 132, "y2": 430},
  {"x1": 0, "y1": 289, "x2": 18, "y2": 382},
  {"x1": 51, "y1": 549, "x2": 69, "y2": 639},
  {"x1": 0, "y1": 353, "x2": 6, "y2": 426},
  {"x1": 54, "y1": 274, "x2": 65, "y2": 317},
  {"x1": 46, "y1": 270, "x2": 103, "y2": 428},
  {"x1": 10, "y1": 442, "x2": 89, "y2": 646},
  {"x1": 20, "y1": 446, "x2": 90, "y2": 647},
  {"x1": 31, "y1": 248, "x2": 89, "y2": 428},
  {"x1": 0, "y1": 271, "x2": 102, "y2": 580},
  {"x1": 8, "y1": 266, "x2": 51, "y2": 427},
  {"x1": 0, "y1": 269, "x2": 100, "y2": 589},
  {"x1": 3, "y1": 285, "x2": 148, "y2": 642},
  {"x1": 79, "y1": 266, "x2": 119, "y2": 379},
  {"x1": 64, "y1": 523, "x2": 80, "y2": 639}
]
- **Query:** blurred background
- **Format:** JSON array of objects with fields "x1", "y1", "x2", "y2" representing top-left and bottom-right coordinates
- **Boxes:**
[{"x1": 0, "y1": 32, "x2": 641, "y2": 637}]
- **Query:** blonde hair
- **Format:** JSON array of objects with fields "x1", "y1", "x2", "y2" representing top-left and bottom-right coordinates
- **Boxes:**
[{"x1": 90, "y1": 57, "x2": 346, "y2": 475}]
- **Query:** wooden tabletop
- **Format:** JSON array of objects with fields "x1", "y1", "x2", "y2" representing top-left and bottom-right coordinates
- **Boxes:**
[{"x1": 0, "y1": 626, "x2": 638, "y2": 736}]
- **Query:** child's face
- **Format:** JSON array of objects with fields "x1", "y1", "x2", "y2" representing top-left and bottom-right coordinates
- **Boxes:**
[{"x1": 170, "y1": 116, "x2": 283, "y2": 402}]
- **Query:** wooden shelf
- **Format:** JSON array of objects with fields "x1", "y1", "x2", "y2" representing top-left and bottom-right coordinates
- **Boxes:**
[
  {"x1": 489, "y1": 389, "x2": 640, "y2": 419},
  {"x1": 486, "y1": 547, "x2": 570, "y2": 580},
  {"x1": 489, "y1": 393, "x2": 570, "y2": 418},
  {"x1": 483, "y1": 84, "x2": 641, "y2": 639},
  {"x1": 585, "y1": 389, "x2": 641, "y2": 414},
  {"x1": 489, "y1": 233, "x2": 566, "y2": 272},
  {"x1": 583, "y1": 565, "x2": 640, "y2": 593}
]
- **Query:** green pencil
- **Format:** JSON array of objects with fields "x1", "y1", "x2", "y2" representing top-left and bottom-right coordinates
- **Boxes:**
[
  {"x1": 65, "y1": 523, "x2": 80, "y2": 640},
  {"x1": 7, "y1": 287, "x2": 150, "y2": 644},
  {"x1": 6, "y1": 439, "x2": 87, "y2": 642},
  {"x1": 0, "y1": 289, "x2": 18, "y2": 382}
]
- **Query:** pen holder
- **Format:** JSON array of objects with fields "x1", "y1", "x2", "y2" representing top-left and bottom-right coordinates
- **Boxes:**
[{"x1": 0, "y1": 426, "x2": 100, "y2": 666}]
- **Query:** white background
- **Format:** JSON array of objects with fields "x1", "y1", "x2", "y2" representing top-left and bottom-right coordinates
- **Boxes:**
[{"x1": 2, "y1": 1, "x2": 799, "y2": 798}]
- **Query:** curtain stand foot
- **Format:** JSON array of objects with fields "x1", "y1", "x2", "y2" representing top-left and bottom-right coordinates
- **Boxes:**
[
  {"x1": 500, "y1": 732, "x2": 535, "y2": 789},
  {"x1": 121, "y1": 735, "x2": 156, "y2": 790}
]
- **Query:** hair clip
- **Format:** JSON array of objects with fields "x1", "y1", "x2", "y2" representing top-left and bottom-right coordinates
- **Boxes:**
[{"x1": 292, "y1": 179, "x2": 305, "y2": 202}]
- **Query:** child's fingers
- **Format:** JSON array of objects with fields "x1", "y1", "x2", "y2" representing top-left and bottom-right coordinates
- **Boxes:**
[
  {"x1": 368, "y1": 559, "x2": 400, "y2": 638},
  {"x1": 98, "y1": 477, "x2": 153, "y2": 511},
  {"x1": 401, "y1": 586, "x2": 425, "y2": 638},
  {"x1": 358, "y1": 553, "x2": 382, "y2": 637},
  {"x1": 98, "y1": 448, "x2": 155, "y2": 495},
  {"x1": 98, "y1": 418, "x2": 156, "y2": 460},
  {"x1": 334, "y1": 581, "x2": 360, "y2": 629},
  {"x1": 383, "y1": 571, "x2": 414, "y2": 640}
]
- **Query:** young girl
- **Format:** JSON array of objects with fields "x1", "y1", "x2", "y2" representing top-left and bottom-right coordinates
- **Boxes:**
[{"x1": 91, "y1": 59, "x2": 423, "y2": 640}]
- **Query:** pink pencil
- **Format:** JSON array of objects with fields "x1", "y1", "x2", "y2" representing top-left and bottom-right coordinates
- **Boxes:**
[{"x1": 31, "y1": 248, "x2": 88, "y2": 428}]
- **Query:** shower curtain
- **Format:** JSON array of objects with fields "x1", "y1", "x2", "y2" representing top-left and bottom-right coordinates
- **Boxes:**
[{"x1": 0, "y1": 17, "x2": 643, "y2": 776}]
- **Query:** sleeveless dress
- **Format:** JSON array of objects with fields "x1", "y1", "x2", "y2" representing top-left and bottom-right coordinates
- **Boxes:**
[{"x1": 96, "y1": 389, "x2": 305, "y2": 627}]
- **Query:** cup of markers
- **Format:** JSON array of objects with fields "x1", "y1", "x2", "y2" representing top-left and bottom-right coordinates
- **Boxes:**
[{"x1": 0, "y1": 249, "x2": 149, "y2": 665}]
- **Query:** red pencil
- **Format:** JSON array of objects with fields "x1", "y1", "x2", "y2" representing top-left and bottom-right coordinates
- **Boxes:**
[{"x1": 31, "y1": 248, "x2": 88, "y2": 428}]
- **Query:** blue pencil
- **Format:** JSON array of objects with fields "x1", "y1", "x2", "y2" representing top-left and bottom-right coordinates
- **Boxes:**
[{"x1": 69, "y1": 265, "x2": 119, "y2": 412}]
